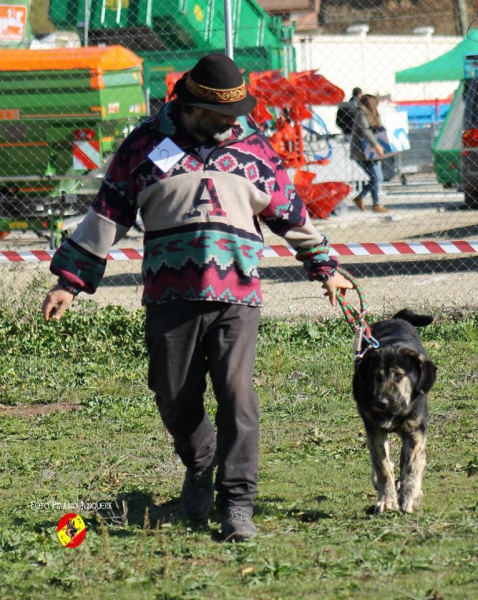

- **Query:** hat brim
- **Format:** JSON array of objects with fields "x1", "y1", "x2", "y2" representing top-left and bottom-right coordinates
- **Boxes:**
[{"x1": 174, "y1": 76, "x2": 257, "y2": 117}]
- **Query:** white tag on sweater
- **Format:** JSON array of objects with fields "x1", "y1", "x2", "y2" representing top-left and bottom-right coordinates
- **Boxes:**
[{"x1": 148, "y1": 138, "x2": 185, "y2": 173}]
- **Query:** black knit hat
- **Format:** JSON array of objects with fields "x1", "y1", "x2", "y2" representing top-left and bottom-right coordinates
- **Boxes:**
[{"x1": 174, "y1": 53, "x2": 257, "y2": 117}]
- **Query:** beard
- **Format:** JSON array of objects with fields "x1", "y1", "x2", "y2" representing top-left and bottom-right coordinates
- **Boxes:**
[
  {"x1": 209, "y1": 128, "x2": 234, "y2": 142},
  {"x1": 195, "y1": 113, "x2": 234, "y2": 142}
]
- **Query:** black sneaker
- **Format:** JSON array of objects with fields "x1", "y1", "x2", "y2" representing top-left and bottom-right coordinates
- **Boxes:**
[
  {"x1": 219, "y1": 506, "x2": 257, "y2": 542},
  {"x1": 182, "y1": 462, "x2": 215, "y2": 521}
]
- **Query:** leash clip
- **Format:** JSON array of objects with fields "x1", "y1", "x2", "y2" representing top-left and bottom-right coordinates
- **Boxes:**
[
  {"x1": 354, "y1": 333, "x2": 380, "y2": 362},
  {"x1": 366, "y1": 334, "x2": 380, "y2": 349},
  {"x1": 334, "y1": 267, "x2": 380, "y2": 361}
]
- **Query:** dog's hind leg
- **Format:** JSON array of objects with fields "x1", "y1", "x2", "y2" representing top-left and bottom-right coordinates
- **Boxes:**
[
  {"x1": 398, "y1": 427, "x2": 426, "y2": 514},
  {"x1": 366, "y1": 428, "x2": 399, "y2": 514}
]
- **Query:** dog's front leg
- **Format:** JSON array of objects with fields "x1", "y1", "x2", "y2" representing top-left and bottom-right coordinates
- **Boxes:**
[
  {"x1": 366, "y1": 428, "x2": 399, "y2": 513},
  {"x1": 398, "y1": 427, "x2": 426, "y2": 514}
]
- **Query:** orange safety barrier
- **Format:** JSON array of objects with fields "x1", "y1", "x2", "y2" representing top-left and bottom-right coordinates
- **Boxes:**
[
  {"x1": 250, "y1": 101, "x2": 273, "y2": 126},
  {"x1": 248, "y1": 70, "x2": 298, "y2": 107},
  {"x1": 269, "y1": 115, "x2": 305, "y2": 168},
  {"x1": 248, "y1": 69, "x2": 343, "y2": 172},
  {"x1": 294, "y1": 169, "x2": 351, "y2": 219},
  {"x1": 165, "y1": 71, "x2": 186, "y2": 101},
  {"x1": 288, "y1": 71, "x2": 345, "y2": 105}
]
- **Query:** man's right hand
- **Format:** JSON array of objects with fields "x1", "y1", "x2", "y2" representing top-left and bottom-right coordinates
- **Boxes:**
[
  {"x1": 42, "y1": 285, "x2": 75, "y2": 322},
  {"x1": 375, "y1": 144, "x2": 385, "y2": 158}
]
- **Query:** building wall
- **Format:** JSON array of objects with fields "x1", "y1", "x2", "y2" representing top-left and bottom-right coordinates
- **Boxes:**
[{"x1": 294, "y1": 32, "x2": 462, "y2": 102}]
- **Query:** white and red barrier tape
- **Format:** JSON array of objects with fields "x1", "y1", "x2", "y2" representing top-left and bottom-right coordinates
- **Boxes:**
[{"x1": 0, "y1": 241, "x2": 477, "y2": 263}]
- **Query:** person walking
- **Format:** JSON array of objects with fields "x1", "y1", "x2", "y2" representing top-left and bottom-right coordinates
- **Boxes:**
[
  {"x1": 350, "y1": 94, "x2": 389, "y2": 213},
  {"x1": 335, "y1": 87, "x2": 362, "y2": 136},
  {"x1": 349, "y1": 87, "x2": 363, "y2": 110},
  {"x1": 42, "y1": 53, "x2": 354, "y2": 542}
]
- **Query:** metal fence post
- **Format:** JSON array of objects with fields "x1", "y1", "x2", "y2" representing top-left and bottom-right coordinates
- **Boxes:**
[{"x1": 223, "y1": 0, "x2": 234, "y2": 59}]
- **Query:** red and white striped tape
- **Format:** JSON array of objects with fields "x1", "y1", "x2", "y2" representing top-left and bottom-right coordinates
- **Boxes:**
[{"x1": 0, "y1": 241, "x2": 477, "y2": 263}]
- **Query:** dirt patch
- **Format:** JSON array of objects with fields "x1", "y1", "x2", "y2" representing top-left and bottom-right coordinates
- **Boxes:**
[{"x1": 0, "y1": 402, "x2": 85, "y2": 417}]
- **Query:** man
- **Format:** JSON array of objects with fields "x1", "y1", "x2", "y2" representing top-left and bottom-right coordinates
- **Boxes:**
[
  {"x1": 42, "y1": 53, "x2": 353, "y2": 542},
  {"x1": 349, "y1": 87, "x2": 363, "y2": 110},
  {"x1": 336, "y1": 87, "x2": 362, "y2": 136}
]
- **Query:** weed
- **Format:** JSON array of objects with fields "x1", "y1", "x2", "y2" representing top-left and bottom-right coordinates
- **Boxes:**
[{"x1": 0, "y1": 301, "x2": 477, "y2": 599}]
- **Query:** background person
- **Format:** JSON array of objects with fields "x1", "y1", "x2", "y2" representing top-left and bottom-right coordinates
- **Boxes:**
[
  {"x1": 42, "y1": 53, "x2": 354, "y2": 543},
  {"x1": 350, "y1": 94, "x2": 388, "y2": 213},
  {"x1": 335, "y1": 86, "x2": 362, "y2": 136},
  {"x1": 349, "y1": 87, "x2": 363, "y2": 110}
]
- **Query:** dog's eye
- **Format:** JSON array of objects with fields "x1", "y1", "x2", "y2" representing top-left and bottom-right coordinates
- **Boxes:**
[{"x1": 394, "y1": 373, "x2": 404, "y2": 382}]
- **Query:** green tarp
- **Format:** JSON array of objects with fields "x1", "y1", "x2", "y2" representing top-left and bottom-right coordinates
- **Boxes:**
[{"x1": 395, "y1": 28, "x2": 478, "y2": 83}]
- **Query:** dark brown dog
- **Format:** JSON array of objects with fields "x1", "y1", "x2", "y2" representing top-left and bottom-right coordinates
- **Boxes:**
[{"x1": 353, "y1": 309, "x2": 437, "y2": 514}]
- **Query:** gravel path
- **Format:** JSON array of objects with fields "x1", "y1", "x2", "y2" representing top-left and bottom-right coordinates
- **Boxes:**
[{"x1": 1, "y1": 174, "x2": 477, "y2": 318}]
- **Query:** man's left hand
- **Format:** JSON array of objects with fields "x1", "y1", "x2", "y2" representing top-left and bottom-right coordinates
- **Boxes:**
[{"x1": 321, "y1": 271, "x2": 355, "y2": 306}]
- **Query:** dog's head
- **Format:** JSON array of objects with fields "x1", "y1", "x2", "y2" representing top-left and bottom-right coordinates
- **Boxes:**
[{"x1": 355, "y1": 345, "x2": 437, "y2": 416}]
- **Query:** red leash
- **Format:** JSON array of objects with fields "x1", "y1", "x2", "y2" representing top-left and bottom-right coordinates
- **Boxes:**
[{"x1": 335, "y1": 267, "x2": 379, "y2": 360}]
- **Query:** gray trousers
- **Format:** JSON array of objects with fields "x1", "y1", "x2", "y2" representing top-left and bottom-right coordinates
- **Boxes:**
[{"x1": 145, "y1": 299, "x2": 261, "y2": 510}]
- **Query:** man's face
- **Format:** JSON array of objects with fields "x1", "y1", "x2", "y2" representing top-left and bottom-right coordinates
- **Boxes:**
[{"x1": 191, "y1": 108, "x2": 238, "y2": 142}]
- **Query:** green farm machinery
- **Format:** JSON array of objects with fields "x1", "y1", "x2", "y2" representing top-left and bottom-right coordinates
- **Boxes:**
[
  {"x1": 0, "y1": 0, "x2": 293, "y2": 246},
  {"x1": 49, "y1": 0, "x2": 295, "y2": 108},
  {"x1": 0, "y1": 44, "x2": 147, "y2": 246}
]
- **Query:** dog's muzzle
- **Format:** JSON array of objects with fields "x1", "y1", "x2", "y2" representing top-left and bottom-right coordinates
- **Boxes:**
[{"x1": 371, "y1": 393, "x2": 405, "y2": 415}]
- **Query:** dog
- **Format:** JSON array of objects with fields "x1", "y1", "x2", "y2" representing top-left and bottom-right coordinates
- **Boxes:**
[{"x1": 353, "y1": 309, "x2": 437, "y2": 514}]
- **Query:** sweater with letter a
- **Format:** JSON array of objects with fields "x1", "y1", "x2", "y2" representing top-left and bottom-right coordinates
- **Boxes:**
[{"x1": 50, "y1": 101, "x2": 339, "y2": 306}]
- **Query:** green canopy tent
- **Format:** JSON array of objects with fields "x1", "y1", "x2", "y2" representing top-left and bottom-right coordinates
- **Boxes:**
[
  {"x1": 395, "y1": 28, "x2": 478, "y2": 83},
  {"x1": 395, "y1": 30, "x2": 478, "y2": 187}
]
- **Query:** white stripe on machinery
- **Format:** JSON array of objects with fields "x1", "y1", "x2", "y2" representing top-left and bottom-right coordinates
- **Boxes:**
[{"x1": 77, "y1": 140, "x2": 100, "y2": 164}]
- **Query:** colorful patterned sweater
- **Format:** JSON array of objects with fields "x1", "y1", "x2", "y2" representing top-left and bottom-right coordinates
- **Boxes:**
[{"x1": 50, "y1": 101, "x2": 339, "y2": 306}]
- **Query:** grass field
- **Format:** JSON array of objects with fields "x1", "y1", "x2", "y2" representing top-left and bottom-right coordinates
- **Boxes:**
[{"x1": 0, "y1": 285, "x2": 477, "y2": 599}]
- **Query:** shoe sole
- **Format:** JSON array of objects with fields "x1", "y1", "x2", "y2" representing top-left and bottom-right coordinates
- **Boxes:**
[{"x1": 222, "y1": 530, "x2": 257, "y2": 542}]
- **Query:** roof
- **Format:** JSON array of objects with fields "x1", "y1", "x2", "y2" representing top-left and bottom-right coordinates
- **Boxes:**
[
  {"x1": 257, "y1": 0, "x2": 320, "y2": 13},
  {"x1": 286, "y1": 12, "x2": 318, "y2": 31}
]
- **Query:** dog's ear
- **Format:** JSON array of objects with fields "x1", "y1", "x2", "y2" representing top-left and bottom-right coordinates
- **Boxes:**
[
  {"x1": 402, "y1": 348, "x2": 437, "y2": 395},
  {"x1": 416, "y1": 357, "x2": 437, "y2": 395}
]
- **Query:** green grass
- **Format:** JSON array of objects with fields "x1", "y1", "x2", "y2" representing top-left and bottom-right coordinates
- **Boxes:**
[{"x1": 1, "y1": 285, "x2": 478, "y2": 599}]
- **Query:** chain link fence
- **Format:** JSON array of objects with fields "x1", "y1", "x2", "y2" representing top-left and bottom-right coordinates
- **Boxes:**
[{"x1": 1, "y1": 0, "x2": 478, "y2": 316}]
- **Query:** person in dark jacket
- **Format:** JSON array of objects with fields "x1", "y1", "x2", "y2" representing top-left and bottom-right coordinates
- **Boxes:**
[
  {"x1": 349, "y1": 87, "x2": 363, "y2": 110},
  {"x1": 335, "y1": 87, "x2": 362, "y2": 135},
  {"x1": 350, "y1": 94, "x2": 388, "y2": 213},
  {"x1": 42, "y1": 53, "x2": 354, "y2": 542}
]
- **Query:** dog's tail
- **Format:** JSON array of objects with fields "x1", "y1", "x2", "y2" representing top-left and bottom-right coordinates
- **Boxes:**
[{"x1": 393, "y1": 309, "x2": 434, "y2": 327}]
